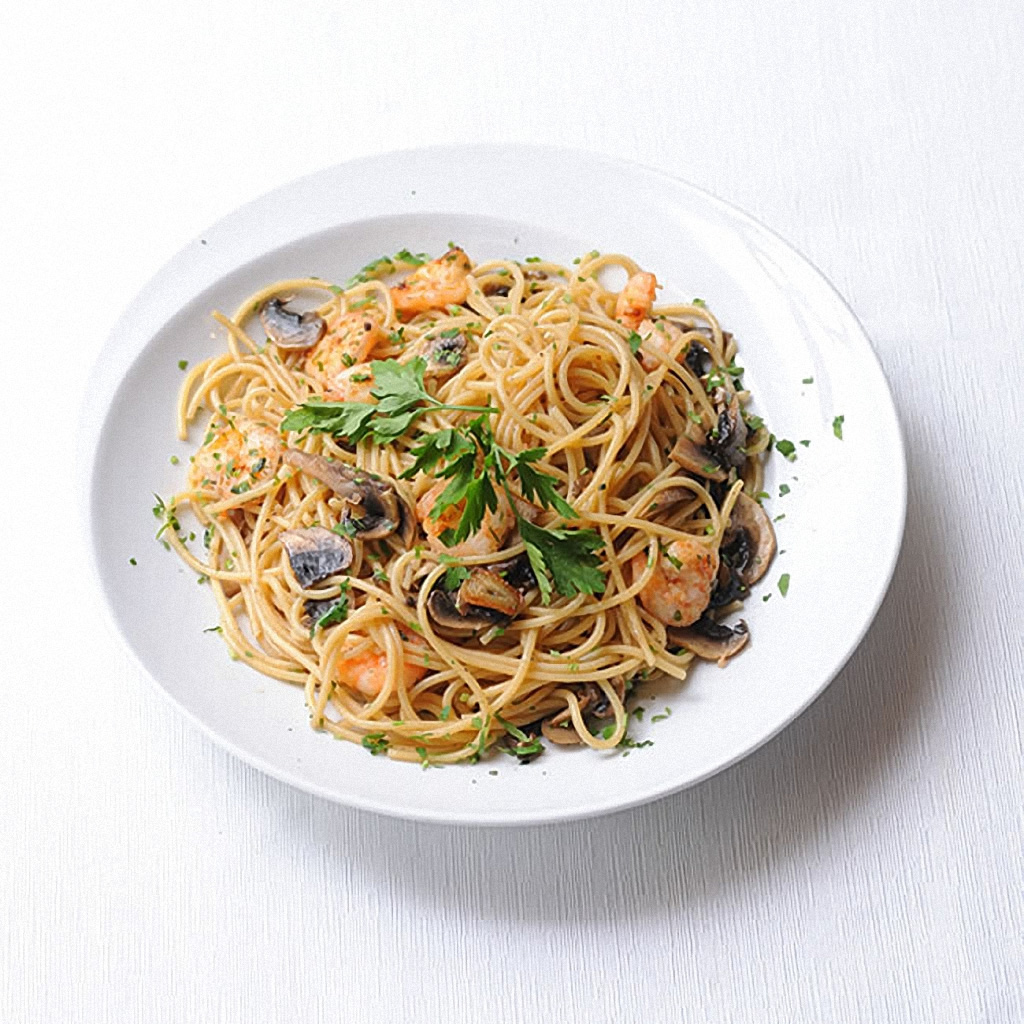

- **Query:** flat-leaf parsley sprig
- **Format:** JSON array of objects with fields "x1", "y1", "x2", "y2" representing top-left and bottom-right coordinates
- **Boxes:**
[
  {"x1": 401, "y1": 417, "x2": 606, "y2": 602},
  {"x1": 280, "y1": 358, "x2": 606, "y2": 601},
  {"x1": 280, "y1": 357, "x2": 494, "y2": 444}
]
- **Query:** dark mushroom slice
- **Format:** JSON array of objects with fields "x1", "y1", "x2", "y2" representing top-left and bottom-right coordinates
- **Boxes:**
[
  {"x1": 456, "y1": 569, "x2": 523, "y2": 619},
  {"x1": 538, "y1": 685, "x2": 600, "y2": 745},
  {"x1": 420, "y1": 332, "x2": 466, "y2": 380},
  {"x1": 669, "y1": 436, "x2": 727, "y2": 481},
  {"x1": 643, "y1": 485, "x2": 698, "y2": 515},
  {"x1": 280, "y1": 527, "x2": 353, "y2": 588},
  {"x1": 427, "y1": 569, "x2": 522, "y2": 631},
  {"x1": 305, "y1": 595, "x2": 347, "y2": 628},
  {"x1": 711, "y1": 527, "x2": 753, "y2": 609},
  {"x1": 726, "y1": 491, "x2": 776, "y2": 585},
  {"x1": 282, "y1": 449, "x2": 415, "y2": 547},
  {"x1": 704, "y1": 393, "x2": 748, "y2": 470},
  {"x1": 667, "y1": 616, "x2": 749, "y2": 666},
  {"x1": 583, "y1": 676, "x2": 626, "y2": 719},
  {"x1": 259, "y1": 298, "x2": 326, "y2": 350},
  {"x1": 489, "y1": 552, "x2": 537, "y2": 593},
  {"x1": 684, "y1": 338, "x2": 712, "y2": 376},
  {"x1": 426, "y1": 588, "x2": 504, "y2": 632}
]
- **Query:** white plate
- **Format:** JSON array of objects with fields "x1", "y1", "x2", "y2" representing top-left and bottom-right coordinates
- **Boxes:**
[{"x1": 82, "y1": 145, "x2": 905, "y2": 826}]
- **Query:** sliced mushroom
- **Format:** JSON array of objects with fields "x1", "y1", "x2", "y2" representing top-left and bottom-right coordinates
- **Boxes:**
[
  {"x1": 420, "y1": 332, "x2": 466, "y2": 380},
  {"x1": 668, "y1": 615, "x2": 749, "y2": 666},
  {"x1": 725, "y1": 491, "x2": 776, "y2": 585},
  {"x1": 711, "y1": 527, "x2": 752, "y2": 609},
  {"x1": 705, "y1": 393, "x2": 748, "y2": 470},
  {"x1": 585, "y1": 677, "x2": 626, "y2": 719},
  {"x1": 669, "y1": 436, "x2": 727, "y2": 481},
  {"x1": 259, "y1": 298, "x2": 326, "y2": 350},
  {"x1": 643, "y1": 485, "x2": 697, "y2": 515},
  {"x1": 456, "y1": 569, "x2": 523, "y2": 619},
  {"x1": 305, "y1": 595, "x2": 347, "y2": 627},
  {"x1": 282, "y1": 450, "x2": 415, "y2": 547},
  {"x1": 280, "y1": 527, "x2": 353, "y2": 588},
  {"x1": 538, "y1": 684, "x2": 601, "y2": 744},
  {"x1": 541, "y1": 717, "x2": 582, "y2": 745},
  {"x1": 426, "y1": 588, "x2": 496, "y2": 632},
  {"x1": 427, "y1": 569, "x2": 522, "y2": 631},
  {"x1": 488, "y1": 552, "x2": 537, "y2": 593}
]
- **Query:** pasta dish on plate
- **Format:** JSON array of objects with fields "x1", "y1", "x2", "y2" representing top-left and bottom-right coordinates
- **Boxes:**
[{"x1": 161, "y1": 247, "x2": 777, "y2": 764}]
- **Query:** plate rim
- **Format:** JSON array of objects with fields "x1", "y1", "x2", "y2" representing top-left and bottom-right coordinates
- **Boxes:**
[{"x1": 79, "y1": 143, "x2": 907, "y2": 826}]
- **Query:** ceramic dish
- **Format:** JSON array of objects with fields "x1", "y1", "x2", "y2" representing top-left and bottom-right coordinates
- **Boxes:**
[{"x1": 82, "y1": 145, "x2": 905, "y2": 825}]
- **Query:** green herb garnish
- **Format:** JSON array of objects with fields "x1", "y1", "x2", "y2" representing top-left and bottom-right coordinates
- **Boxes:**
[
  {"x1": 774, "y1": 438, "x2": 797, "y2": 461},
  {"x1": 281, "y1": 357, "x2": 494, "y2": 444},
  {"x1": 362, "y1": 733, "x2": 389, "y2": 756},
  {"x1": 495, "y1": 714, "x2": 544, "y2": 759}
]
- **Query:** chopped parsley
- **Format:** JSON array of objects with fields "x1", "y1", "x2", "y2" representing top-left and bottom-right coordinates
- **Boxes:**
[
  {"x1": 778, "y1": 573, "x2": 791, "y2": 597},
  {"x1": 177, "y1": 359, "x2": 188, "y2": 371},
  {"x1": 495, "y1": 715, "x2": 544, "y2": 760},
  {"x1": 362, "y1": 733, "x2": 389, "y2": 756},
  {"x1": 774, "y1": 438, "x2": 797, "y2": 461},
  {"x1": 779, "y1": 483, "x2": 790, "y2": 496},
  {"x1": 802, "y1": 376, "x2": 814, "y2": 384},
  {"x1": 345, "y1": 248, "x2": 430, "y2": 287},
  {"x1": 313, "y1": 590, "x2": 349, "y2": 632},
  {"x1": 833, "y1": 414, "x2": 845, "y2": 439},
  {"x1": 627, "y1": 331, "x2": 643, "y2": 355}
]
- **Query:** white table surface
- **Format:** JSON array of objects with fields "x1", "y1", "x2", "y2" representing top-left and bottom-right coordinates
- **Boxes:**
[{"x1": 3, "y1": 2, "x2": 1023, "y2": 1021}]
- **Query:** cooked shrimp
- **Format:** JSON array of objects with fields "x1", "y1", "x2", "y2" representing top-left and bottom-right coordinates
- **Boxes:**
[
  {"x1": 188, "y1": 420, "x2": 281, "y2": 501},
  {"x1": 632, "y1": 534, "x2": 718, "y2": 627},
  {"x1": 391, "y1": 248, "x2": 472, "y2": 319},
  {"x1": 333, "y1": 639, "x2": 428, "y2": 698},
  {"x1": 416, "y1": 481, "x2": 514, "y2": 558},
  {"x1": 318, "y1": 363, "x2": 378, "y2": 403},
  {"x1": 634, "y1": 317, "x2": 687, "y2": 372},
  {"x1": 615, "y1": 271, "x2": 657, "y2": 330},
  {"x1": 304, "y1": 311, "x2": 384, "y2": 394}
]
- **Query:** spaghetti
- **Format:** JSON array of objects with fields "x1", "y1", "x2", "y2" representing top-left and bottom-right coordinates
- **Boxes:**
[{"x1": 165, "y1": 248, "x2": 776, "y2": 764}]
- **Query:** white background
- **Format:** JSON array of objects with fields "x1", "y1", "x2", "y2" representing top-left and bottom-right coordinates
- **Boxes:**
[{"x1": 3, "y1": 1, "x2": 1023, "y2": 1021}]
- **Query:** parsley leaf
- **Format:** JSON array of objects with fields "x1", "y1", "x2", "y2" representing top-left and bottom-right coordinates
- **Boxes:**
[
  {"x1": 519, "y1": 519, "x2": 605, "y2": 602},
  {"x1": 399, "y1": 428, "x2": 475, "y2": 479},
  {"x1": 362, "y1": 733, "x2": 389, "y2": 755},
  {"x1": 774, "y1": 438, "x2": 797, "y2": 461},
  {"x1": 281, "y1": 358, "x2": 493, "y2": 445},
  {"x1": 516, "y1": 454, "x2": 576, "y2": 519},
  {"x1": 833, "y1": 414, "x2": 845, "y2": 439},
  {"x1": 313, "y1": 588, "x2": 350, "y2": 631},
  {"x1": 438, "y1": 554, "x2": 471, "y2": 591},
  {"x1": 627, "y1": 331, "x2": 643, "y2": 355}
]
